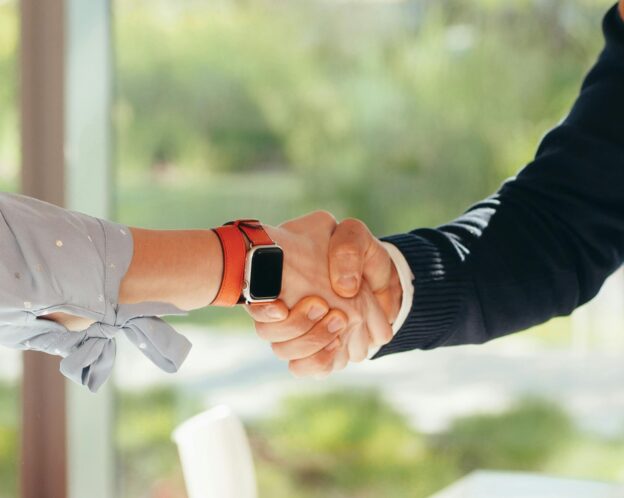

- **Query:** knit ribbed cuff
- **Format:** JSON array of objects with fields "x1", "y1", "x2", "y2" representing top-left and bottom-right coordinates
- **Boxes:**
[{"x1": 374, "y1": 231, "x2": 470, "y2": 358}]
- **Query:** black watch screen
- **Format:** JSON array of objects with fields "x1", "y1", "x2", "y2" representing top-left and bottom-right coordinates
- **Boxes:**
[{"x1": 249, "y1": 246, "x2": 284, "y2": 300}]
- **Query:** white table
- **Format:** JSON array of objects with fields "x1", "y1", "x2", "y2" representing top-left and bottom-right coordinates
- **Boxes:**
[{"x1": 429, "y1": 471, "x2": 624, "y2": 498}]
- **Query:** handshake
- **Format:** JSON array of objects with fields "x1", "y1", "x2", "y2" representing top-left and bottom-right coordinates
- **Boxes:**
[{"x1": 244, "y1": 211, "x2": 404, "y2": 378}]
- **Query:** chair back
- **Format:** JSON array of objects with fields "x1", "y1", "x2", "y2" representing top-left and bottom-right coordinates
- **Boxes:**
[{"x1": 172, "y1": 405, "x2": 258, "y2": 498}]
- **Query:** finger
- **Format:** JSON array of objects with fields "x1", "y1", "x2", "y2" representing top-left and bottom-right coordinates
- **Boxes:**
[
  {"x1": 346, "y1": 322, "x2": 371, "y2": 363},
  {"x1": 288, "y1": 336, "x2": 342, "y2": 378},
  {"x1": 271, "y1": 310, "x2": 347, "y2": 361},
  {"x1": 254, "y1": 296, "x2": 329, "y2": 343},
  {"x1": 361, "y1": 282, "x2": 394, "y2": 347},
  {"x1": 362, "y1": 239, "x2": 396, "y2": 295},
  {"x1": 332, "y1": 342, "x2": 349, "y2": 372},
  {"x1": 245, "y1": 300, "x2": 289, "y2": 323},
  {"x1": 328, "y1": 218, "x2": 371, "y2": 298}
]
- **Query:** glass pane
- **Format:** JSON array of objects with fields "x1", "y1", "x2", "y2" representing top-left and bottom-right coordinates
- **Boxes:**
[
  {"x1": 112, "y1": 1, "x2": 622, "y2": 497},
  {"x1": 0, "y1": 2, "x2": 22, "y2": 497}
]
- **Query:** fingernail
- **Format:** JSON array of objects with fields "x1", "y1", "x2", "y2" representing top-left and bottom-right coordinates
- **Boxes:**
[
  {"x1": 327, "y1": 316, "x2": 345, "y2": 334},
  {"x1": 266, "y1": 306, "x2": 286, "y2": 320},
  {"x1": 307, "y1": 306, "x2": 327, "y2": 321},
  {"x1": 337, "y1": 276, "x2": 357, "y2": 292}
]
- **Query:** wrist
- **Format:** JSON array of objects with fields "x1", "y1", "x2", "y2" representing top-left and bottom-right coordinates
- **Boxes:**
[
  {"x1": 211, "y1": 221, "x2": 284, "y2": 306},
  {"x1": 204, "y1": 229, "x2": 224, "y2": 306},
  {"x1": 380, "y1": 241, "x2": 414, "y2": 334}
]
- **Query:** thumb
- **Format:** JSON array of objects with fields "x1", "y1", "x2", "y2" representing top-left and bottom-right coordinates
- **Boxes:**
[{"x1": 328, "y1": 218, "x2": 371, "y2": 298}]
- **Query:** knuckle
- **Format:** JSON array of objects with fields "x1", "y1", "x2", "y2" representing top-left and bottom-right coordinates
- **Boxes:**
[
  {"x1": 280, "y1": 323, "x2": 303, "y2": 341},
  {"x1": 315, "y1": 356, "x2": 333, "y2": 375},
  {"x1": 307, "y1": 353, "x2": 327, "y2": 370},
  {"x1": 284, "y1": 310, "x2": 315, "y2": 336},
  {"x1": 307, "y1": 210, "x2": 337, "y2": 232},
  {"x1": 298, "y1": 296, "x2": 324, "y2": 316},
  {"x1": 339, "y1": 217, "x2": 367, "y2": 234},
  {"x1": 312, "y1": 210, "x2": 337, "y2": 224},
  {"x1": 271, "y1": 342, "x2": 290, "y2": 361},
  {"x1": 302, "y1": 295, "x2": 328, "y2": 309},
  {"x1": 254, "y1": 322, "x2": 272, "y2": 341},
  {"x1": 257, "y1": 310, "x2": 312, "y2": 342},
  {"x1": 248, "y1": 305, "x2": 270, "y2": 321},
  {"x1": 288, "y1": 361, "x2": 306, "y2": 378},
  {"x1": 291, "y1": 355, "x2": 332, "y2": 378}
]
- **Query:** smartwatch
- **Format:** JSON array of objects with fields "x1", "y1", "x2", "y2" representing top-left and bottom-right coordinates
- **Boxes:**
[{"x1": 211, "y1": 219, "x2": 284, "y2": 306}]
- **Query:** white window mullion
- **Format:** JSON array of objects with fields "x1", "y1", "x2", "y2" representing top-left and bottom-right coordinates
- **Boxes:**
[{"x1": 65, "y1": 2, "x2": 115, "y2": 498}]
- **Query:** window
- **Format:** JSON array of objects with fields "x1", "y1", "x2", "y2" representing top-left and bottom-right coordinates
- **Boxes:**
[
  {"x1": 0, "y1": 2, "x2": 21, "y2": 497},
  {"x1": 111, "y1": 1, "x2": 624, "y2": 497}
]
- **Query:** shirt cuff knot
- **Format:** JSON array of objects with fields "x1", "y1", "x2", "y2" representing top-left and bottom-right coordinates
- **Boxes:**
[{"x1": 59, "y1": 302, "x2": 191, "y2": 393}]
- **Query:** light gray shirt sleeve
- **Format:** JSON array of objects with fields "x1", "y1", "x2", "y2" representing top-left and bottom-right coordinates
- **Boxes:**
[{"x1": 0, "y1": 192, "x2": 192, "y2": 392}]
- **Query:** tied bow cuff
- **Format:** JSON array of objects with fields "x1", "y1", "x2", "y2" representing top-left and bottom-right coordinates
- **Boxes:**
[{"x1": 59, "y1": 302, "x2": 191, "y2": 393}]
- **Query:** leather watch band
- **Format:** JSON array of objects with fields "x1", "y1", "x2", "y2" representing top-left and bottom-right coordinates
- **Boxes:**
[
  {"x1": 211, "y1": 220, "x2": 276, "y2": 306},
  {"x1": 225, "y1": 219, "x2": 273, "y2": 246},
  {"x1": 211, "y1": 225, "x2": 247, "y2": 307}
]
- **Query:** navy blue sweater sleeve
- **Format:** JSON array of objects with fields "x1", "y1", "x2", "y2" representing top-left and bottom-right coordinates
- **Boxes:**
[{"x1": 375, "y1": 5, "x2": 624, "y2": 357}]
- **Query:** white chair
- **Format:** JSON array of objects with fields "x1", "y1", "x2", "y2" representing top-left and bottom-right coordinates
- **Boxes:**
[{"x1": 172, "y1": 405, "x2": 258, "y2": 498}]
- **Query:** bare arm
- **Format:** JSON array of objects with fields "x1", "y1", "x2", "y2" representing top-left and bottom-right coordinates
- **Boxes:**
[
  {"x1": 119, "y1": 228, "x2": 223, "y2": 310},
  {"x1": 46, "y1": 228, "x2": 223, "y2": 330}
]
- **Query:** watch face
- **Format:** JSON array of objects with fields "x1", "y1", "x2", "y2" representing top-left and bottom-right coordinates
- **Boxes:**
[{"x1": 249, "y1": 246, "x2": 284, "y2": 300}]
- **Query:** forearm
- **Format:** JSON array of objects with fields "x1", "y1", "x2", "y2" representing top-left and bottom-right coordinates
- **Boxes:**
[
  {"x1": 46, "y1": 228, "x2": 223, "y2": 331},
  {"x1": 119, "y1": 228, "x2": 223, "y2": 310},
  {"x1": 0, "y1": 192, "x2": 209, "y2": 389},
  {"x1": 377, "y1": 5, "x2": 624, "y2": 356}
]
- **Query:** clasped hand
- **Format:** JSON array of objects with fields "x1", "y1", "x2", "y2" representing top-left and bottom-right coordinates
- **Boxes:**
[{"x1": 245, "y1": 211, "x2": 403, "y2": 377}]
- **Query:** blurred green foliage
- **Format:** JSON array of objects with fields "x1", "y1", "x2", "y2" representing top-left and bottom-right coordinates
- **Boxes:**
[
  {"x1": 251, "y1": 389, "x2": 459, "y2": 498},
  {"x1": 435, "y1": 397, "x2": 573, "y2": 471},
  {"x1": 114, "y1": 0, "x2": 606, "y2": 232},
  {"x1": 0, "y1": 382, "x2": 19, "y2": 498},
  {"x1": 252, "y1": 391, "x2": 579, "y2": 498},
  {"x1": 114, "y1": 386, "x2": 624, "y2": 498},
  {"x1": 0, "y1": 1, "x2": 19, "y2": 191},
  {"x1": 110, "y1": 0, "x2": 611, "y2": 333},
  {"x1": 115, "y1": 387, "x2": 203, "y2": 497},
  {"x1": 112, "y1": 0, "x2": 608, "y2": 332}
]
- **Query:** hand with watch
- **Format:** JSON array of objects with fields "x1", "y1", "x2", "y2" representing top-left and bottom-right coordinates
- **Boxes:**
[{"x1": 212, "y1": 212, "x2": 396, "y2": 377}]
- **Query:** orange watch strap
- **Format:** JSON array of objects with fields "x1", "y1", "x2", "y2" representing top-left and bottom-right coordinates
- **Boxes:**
[
  {"x1": 227, "y1": 219, "x2": 273, "y2": 246},
  {"x1": 212, "y1": 220, "x2": 277, "y2": 306},
  {"x1": 211, "y1": 225, "x2": 247, "y2": 307}
]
